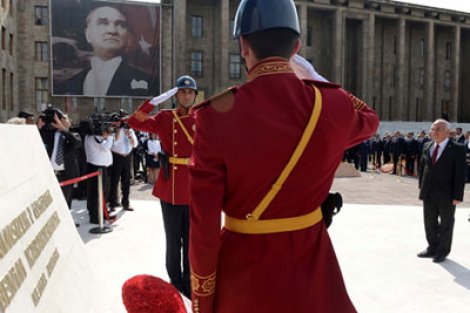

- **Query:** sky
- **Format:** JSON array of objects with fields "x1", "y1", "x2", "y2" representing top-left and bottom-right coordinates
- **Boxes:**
[{"x1": 125, "y1": 0, "x2": 469, "y2": 14}]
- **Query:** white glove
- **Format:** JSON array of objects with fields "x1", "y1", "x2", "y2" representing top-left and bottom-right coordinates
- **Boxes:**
[
  {"x1": 149, "y1": 87, "x2": 178, "y2": 106},
  {"x1": 291, "y1": 54, "x2": 328, "y2": 82}
]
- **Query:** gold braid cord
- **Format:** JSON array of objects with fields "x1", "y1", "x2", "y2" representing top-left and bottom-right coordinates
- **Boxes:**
[
  {"x1": 191, "y1": 271, "x2": 216, "y2": 297},
  {"x1": 348, "y1": 93, "x2": 366, "y2": 111}
]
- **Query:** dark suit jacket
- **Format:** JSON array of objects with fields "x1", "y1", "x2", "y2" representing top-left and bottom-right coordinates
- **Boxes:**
[
  {"x1": 418, "y1": 140, "x2": 466, "y2": 202},
  {"x1": 40, "y1": 129, "x2": 82, "y2": 180},
  {"x1": 54, "y1": 61, "x2": 158, "y2": 97}
]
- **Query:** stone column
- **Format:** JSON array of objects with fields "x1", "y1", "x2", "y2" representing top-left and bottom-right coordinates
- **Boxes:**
[
  {"x1": 451, "y1": 25, "x2": 461, "y2": 122},
  {"x1": 161, "y1": 3, "x2": 175, "y2": 94},
  {"x1": 219, "y1": 0, "x2": 230, "y2": 91},
  {"x1": 332, "y1": 8, "x2": 344, "y2": 84},
  {"x1": 423, "y1": 21, "x2": 435, "y2": 121},
  {"x1": 363, "y1": 12, "x2": 375, "y2": 105},
  {"x1": 174, "y1": 0, "x2": 187, "y2": 79},
  {"x1": 298, "y1": 4, "x2": 308, "y2": 56},
  {"x1": 396, "y1": 18, "x2": 406, "y2": 120}
]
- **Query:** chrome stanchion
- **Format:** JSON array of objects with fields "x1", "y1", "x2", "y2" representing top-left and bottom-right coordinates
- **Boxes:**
[{"x1": 90, "y1": 169, "x2": 112, "y2": 234}]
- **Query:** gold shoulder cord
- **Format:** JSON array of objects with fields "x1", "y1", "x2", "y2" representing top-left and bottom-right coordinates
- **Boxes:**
[
  {"x1": 247, "y1": 85, "x2": 323, "y2": 220},
  {"x1": 172, "y1": 110, "x2": 194, "y2": 145}
]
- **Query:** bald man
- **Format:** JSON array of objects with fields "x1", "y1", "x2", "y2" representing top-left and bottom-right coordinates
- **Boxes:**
[{"x1": 417, "y1": 119, "x2": 466, "y2": 263}]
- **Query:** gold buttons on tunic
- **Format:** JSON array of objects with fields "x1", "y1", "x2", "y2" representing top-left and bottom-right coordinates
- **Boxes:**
[
  {"x1": 174, "y1": 166, "x2": 178, "y2": 170},
  {"x1": 174, "y1": 129, "x2": 178, "y2": 133},
  {"x1": 174, "y1": 141, "x2": 178, "y2": 145}
]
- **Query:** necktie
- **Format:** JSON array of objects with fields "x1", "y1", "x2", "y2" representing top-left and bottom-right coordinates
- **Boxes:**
[
  {"x1": 124, "y1": 131, "x2": 130, "y2": 153},
  {"x1": 55, "y1": 135, "x2": 65, "y2": 166},
  {"x1": 431, "y1": 144, "x2": 439, "y2": 166}
]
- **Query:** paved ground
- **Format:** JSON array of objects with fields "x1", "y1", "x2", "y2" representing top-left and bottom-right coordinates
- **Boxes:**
[{"x1": 71, "y1": 171, "x2": 470, "y2": 312}]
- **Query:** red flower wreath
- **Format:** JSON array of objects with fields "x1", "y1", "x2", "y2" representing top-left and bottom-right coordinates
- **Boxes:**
[{"x1": 122, "y1": 274, "x2": 187, "y2": 313}]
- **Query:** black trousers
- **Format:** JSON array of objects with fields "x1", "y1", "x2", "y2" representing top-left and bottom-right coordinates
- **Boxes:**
[
  {"x1": 56, "y1": 171, "x2": 73, "y2": 209},
  {"x1": 392, "y1": 155, "x2": 400, "y2": 175},
  {"x1": 108, "y1": 153, "x2": 131, "y2": 207},
  {"x1": 405, "y1": 156, "x2": 415, "y2": 175},
  {"x1": 423, "y1": 198, "x2": 456, "y2": 257},
  {"x1": 161, "y1": 200, "x2": 190, "y2": 298},
  {"x1": 86, "y1": 163, "x2": 109, "y2": 223}
]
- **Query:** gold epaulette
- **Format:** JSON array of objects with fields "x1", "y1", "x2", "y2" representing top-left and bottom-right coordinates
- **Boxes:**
[
  {"x1": 191, "y1": 271, "x2": 216, "y2": 297},
  {"x1": 191, "y1": 87, "x2": 237, "y2": 113}
]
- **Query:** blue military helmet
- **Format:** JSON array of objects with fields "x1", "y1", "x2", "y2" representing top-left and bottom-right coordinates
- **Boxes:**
[
  {"x1": 233, "y1": 0, "x2": 300, "y2": 38},
  {"x1": 175, "y1": 75, "x2": 198, "y2": 94}
]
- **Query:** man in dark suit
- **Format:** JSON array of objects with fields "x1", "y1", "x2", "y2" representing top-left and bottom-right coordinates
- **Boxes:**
[
  {"x1": 40, "y1": 109, "x2": 82, "y2": 225},
  {"x1": 417, "y1": 119, "x2": 466, "y2": 263},
  {"x1": 54, "y1": 5, "x2": 158, "y2": 97},
  {"x1": 390, "y1": 131, "x2": 405, "y2": 175}
]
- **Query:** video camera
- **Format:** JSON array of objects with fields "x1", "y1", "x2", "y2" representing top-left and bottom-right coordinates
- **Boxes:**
[{"x1": 79, "y1": 112, "x2": 120, "y2": 136}]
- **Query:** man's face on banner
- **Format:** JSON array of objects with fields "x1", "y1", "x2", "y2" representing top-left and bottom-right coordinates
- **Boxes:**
[{"x1": 85, "y1": 6, "x2": 129, "y2": 61}]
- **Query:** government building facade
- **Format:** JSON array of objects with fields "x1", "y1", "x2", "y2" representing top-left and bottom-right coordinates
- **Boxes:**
[{"x1": 0, "y1": 0, "x2": 469, "y2": 123}]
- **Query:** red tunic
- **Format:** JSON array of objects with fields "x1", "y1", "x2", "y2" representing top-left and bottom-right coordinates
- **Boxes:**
[
  {"x1": 189, "y1": 58, "x2": 379, "y2": 313},
  {"x1": 128, "y1": 101, "x2": 195, "y2": 205}
]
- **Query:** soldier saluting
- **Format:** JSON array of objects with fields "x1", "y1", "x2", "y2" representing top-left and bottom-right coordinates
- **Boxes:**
[
  {"x1": 188, "y1": 0, "x2": 379, "y2": 312},
  {"x1": 127, "y1": 75, "x2": 198, "y2": 298}
]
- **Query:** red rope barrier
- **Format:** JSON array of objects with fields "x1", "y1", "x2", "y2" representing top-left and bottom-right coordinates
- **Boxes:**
[{"x1": 59, "y1": 171, "x2": 100, "y2": 187}]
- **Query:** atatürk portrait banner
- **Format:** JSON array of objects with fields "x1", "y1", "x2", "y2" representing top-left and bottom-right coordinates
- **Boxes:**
[{"x1": 50, "y1": 0, "x2": 161, "y2": 98}]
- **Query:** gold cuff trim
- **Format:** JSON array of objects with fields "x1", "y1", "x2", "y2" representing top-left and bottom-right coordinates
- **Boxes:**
[
  {"x1": 169, "y1": 157, "x2": 190, "y2": 165},
  {"x1": 224, "y1": 207, "x2": 322, "y2": 234},
  {"x1": 133, "y1": 110, "x2": 149, "y2": 122},
  {"x1": 191, "y1": 271, "x2": 216, "y2": 297}
]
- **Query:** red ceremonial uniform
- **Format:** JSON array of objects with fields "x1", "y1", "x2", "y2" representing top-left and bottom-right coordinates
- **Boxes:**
[
  {"x1": 189, "y1": 57, "x2": 379, "y2": 313},
  {"x1": 127, "y1": 101, "x2": 195, "y2": 205}
]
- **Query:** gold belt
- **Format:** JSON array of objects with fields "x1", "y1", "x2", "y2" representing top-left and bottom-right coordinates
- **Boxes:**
[
  {"x1": 169, "y1": 157, "x2": 190, "y2": 165},
  {"x1": 224, "y1": 207, "x2": 322, "y2": 234}
]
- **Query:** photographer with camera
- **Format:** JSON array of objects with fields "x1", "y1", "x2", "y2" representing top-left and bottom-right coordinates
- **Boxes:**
[
  {"x1": 84, "y1": 118, "x2": 114, "y2": 224},
  {"x1": 39, "y1": 108, "x2": 82, "y2": 226},
  {"x1": 108, "y1": 110, "x2": 138, "y2": 212}
]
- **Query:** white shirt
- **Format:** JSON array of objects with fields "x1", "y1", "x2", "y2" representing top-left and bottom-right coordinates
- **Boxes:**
[
  {"x1": 83, "y1": 56, "x2": 122, "y2": 96},
  {"x1": 51, "y1": 131, "x2": 65, "y2": 171},
  {"x1": 430, "y1": 138, "x2": 449, "y2": 161},
  {"x1": 147, "y1": 139, "x2": 161, "y2": 156},
  {"x1": 85, "y1": 135, "x2": 114, "y2": 167},
  {"x1": 112, "y1": 128, "x2": 138, "y2": 156}
]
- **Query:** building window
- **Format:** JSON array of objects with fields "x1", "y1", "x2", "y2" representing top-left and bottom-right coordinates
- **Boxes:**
[
  {"x1": 229, "y1": 54, "x2": 241, "y2": 79},
  {"x1": 35, "y1": 41, "x2": 49, "y2": 62},
  {"x1": 9, "y1": 34, "x2": 13, "y2": 55},
  {"x1": 35, "y1": 6, "x2": 49, "y2": 26},
  {"x1": 1, "y1": 27, "x2": 5, "y2": 50},
  {"x1": 419, "y1": 67, "x2": 424, "y2": 89},
  {"x1": 35, "y1": 78, "x2": 48, "y2": 111},
  {"x1": 445, "y1": 41, "x2": 452, "y2": 60},
  {"x1": 420, "y1": 39, "x2": 425, "y2": 57},
  {"x1": 94, "y1": 97, "x2": 106, "y2": 111},
  {"x1": 2, "y1": 69, "x2": 6, "y2": 110},
  {"x1": 307, "y1": 27, "x2": 313, "y2": 47},
  {"x1": 9, "y1": 72, "x2": 13, "y2": 111},
  {"x1": 191, "y1": 15, "x2": 203, "y2": 38},
  {"x1": 191, "y1": 51, "x2": 203, "y2": 77}
]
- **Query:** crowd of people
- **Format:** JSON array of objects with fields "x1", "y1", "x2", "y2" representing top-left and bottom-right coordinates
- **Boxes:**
[
  {"x1": 344, "y1": 128, "x2": 470, "y2": 182},
  {"x1": 8, "y1": 108, "x2": 162, "y2": 226}
]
